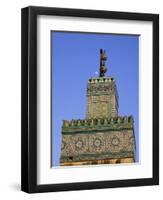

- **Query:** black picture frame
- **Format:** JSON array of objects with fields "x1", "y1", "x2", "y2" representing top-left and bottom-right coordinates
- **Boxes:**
[{"x1": 21, "y1": 6, "x2": 159, "y2": 193}]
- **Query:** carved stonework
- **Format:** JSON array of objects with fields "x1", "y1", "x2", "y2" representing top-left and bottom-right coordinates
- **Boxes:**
[
  {"x1": 60, "y1": 128, "x2": 135, "y2": 163},
  {"x1": 60, "y1": 115, "x2": 135, "y2": 164}
]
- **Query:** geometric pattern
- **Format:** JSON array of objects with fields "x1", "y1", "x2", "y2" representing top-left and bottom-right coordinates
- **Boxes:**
[{"x1": 60, "y1": 130, "x2": 135, "y2": 162}]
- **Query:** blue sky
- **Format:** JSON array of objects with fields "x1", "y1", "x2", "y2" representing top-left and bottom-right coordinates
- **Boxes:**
[{"x1": 51, "y1": 31, "x2": 139, "y2": 166}]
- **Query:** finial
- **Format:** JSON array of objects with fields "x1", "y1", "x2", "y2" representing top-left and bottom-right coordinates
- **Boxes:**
[{"x1": 99, "y1": 49, "x2": 107, "y2": 77}]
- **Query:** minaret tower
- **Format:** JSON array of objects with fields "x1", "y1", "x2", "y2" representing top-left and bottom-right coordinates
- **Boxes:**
[
  {"x1": 86, "y1": 49, "x2": 118, "y2": 119},
  {"x1": 60, "y1": 49, "x2": 135, "y2": 166}
]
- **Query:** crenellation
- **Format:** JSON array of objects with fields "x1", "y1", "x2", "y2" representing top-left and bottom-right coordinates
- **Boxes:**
[{"x1": 62, "y1": 116, "x2": 134, "y2": 129}]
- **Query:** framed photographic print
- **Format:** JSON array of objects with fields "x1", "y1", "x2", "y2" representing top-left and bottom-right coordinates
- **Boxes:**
[{"x1": 21, "y1": 6, "x2": 159, "y2": 193}]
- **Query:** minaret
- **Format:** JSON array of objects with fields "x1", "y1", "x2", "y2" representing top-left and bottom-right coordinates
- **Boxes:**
[
  {"x1": 86, "y1": 49, "x2": 118, "y2": 119},
  {"x1": 60, "y1": 49, "x2": 135, "y2": 166}
]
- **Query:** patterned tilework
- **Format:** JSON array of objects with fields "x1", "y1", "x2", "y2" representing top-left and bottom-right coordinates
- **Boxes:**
[{"x1": 60, "y1": 123, "x2": 135, "y2": 162}]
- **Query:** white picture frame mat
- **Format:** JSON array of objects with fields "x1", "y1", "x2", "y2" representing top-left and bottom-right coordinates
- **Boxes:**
[{"x1": 37, "y1": 15, "x2": 153, "y2": 184}]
